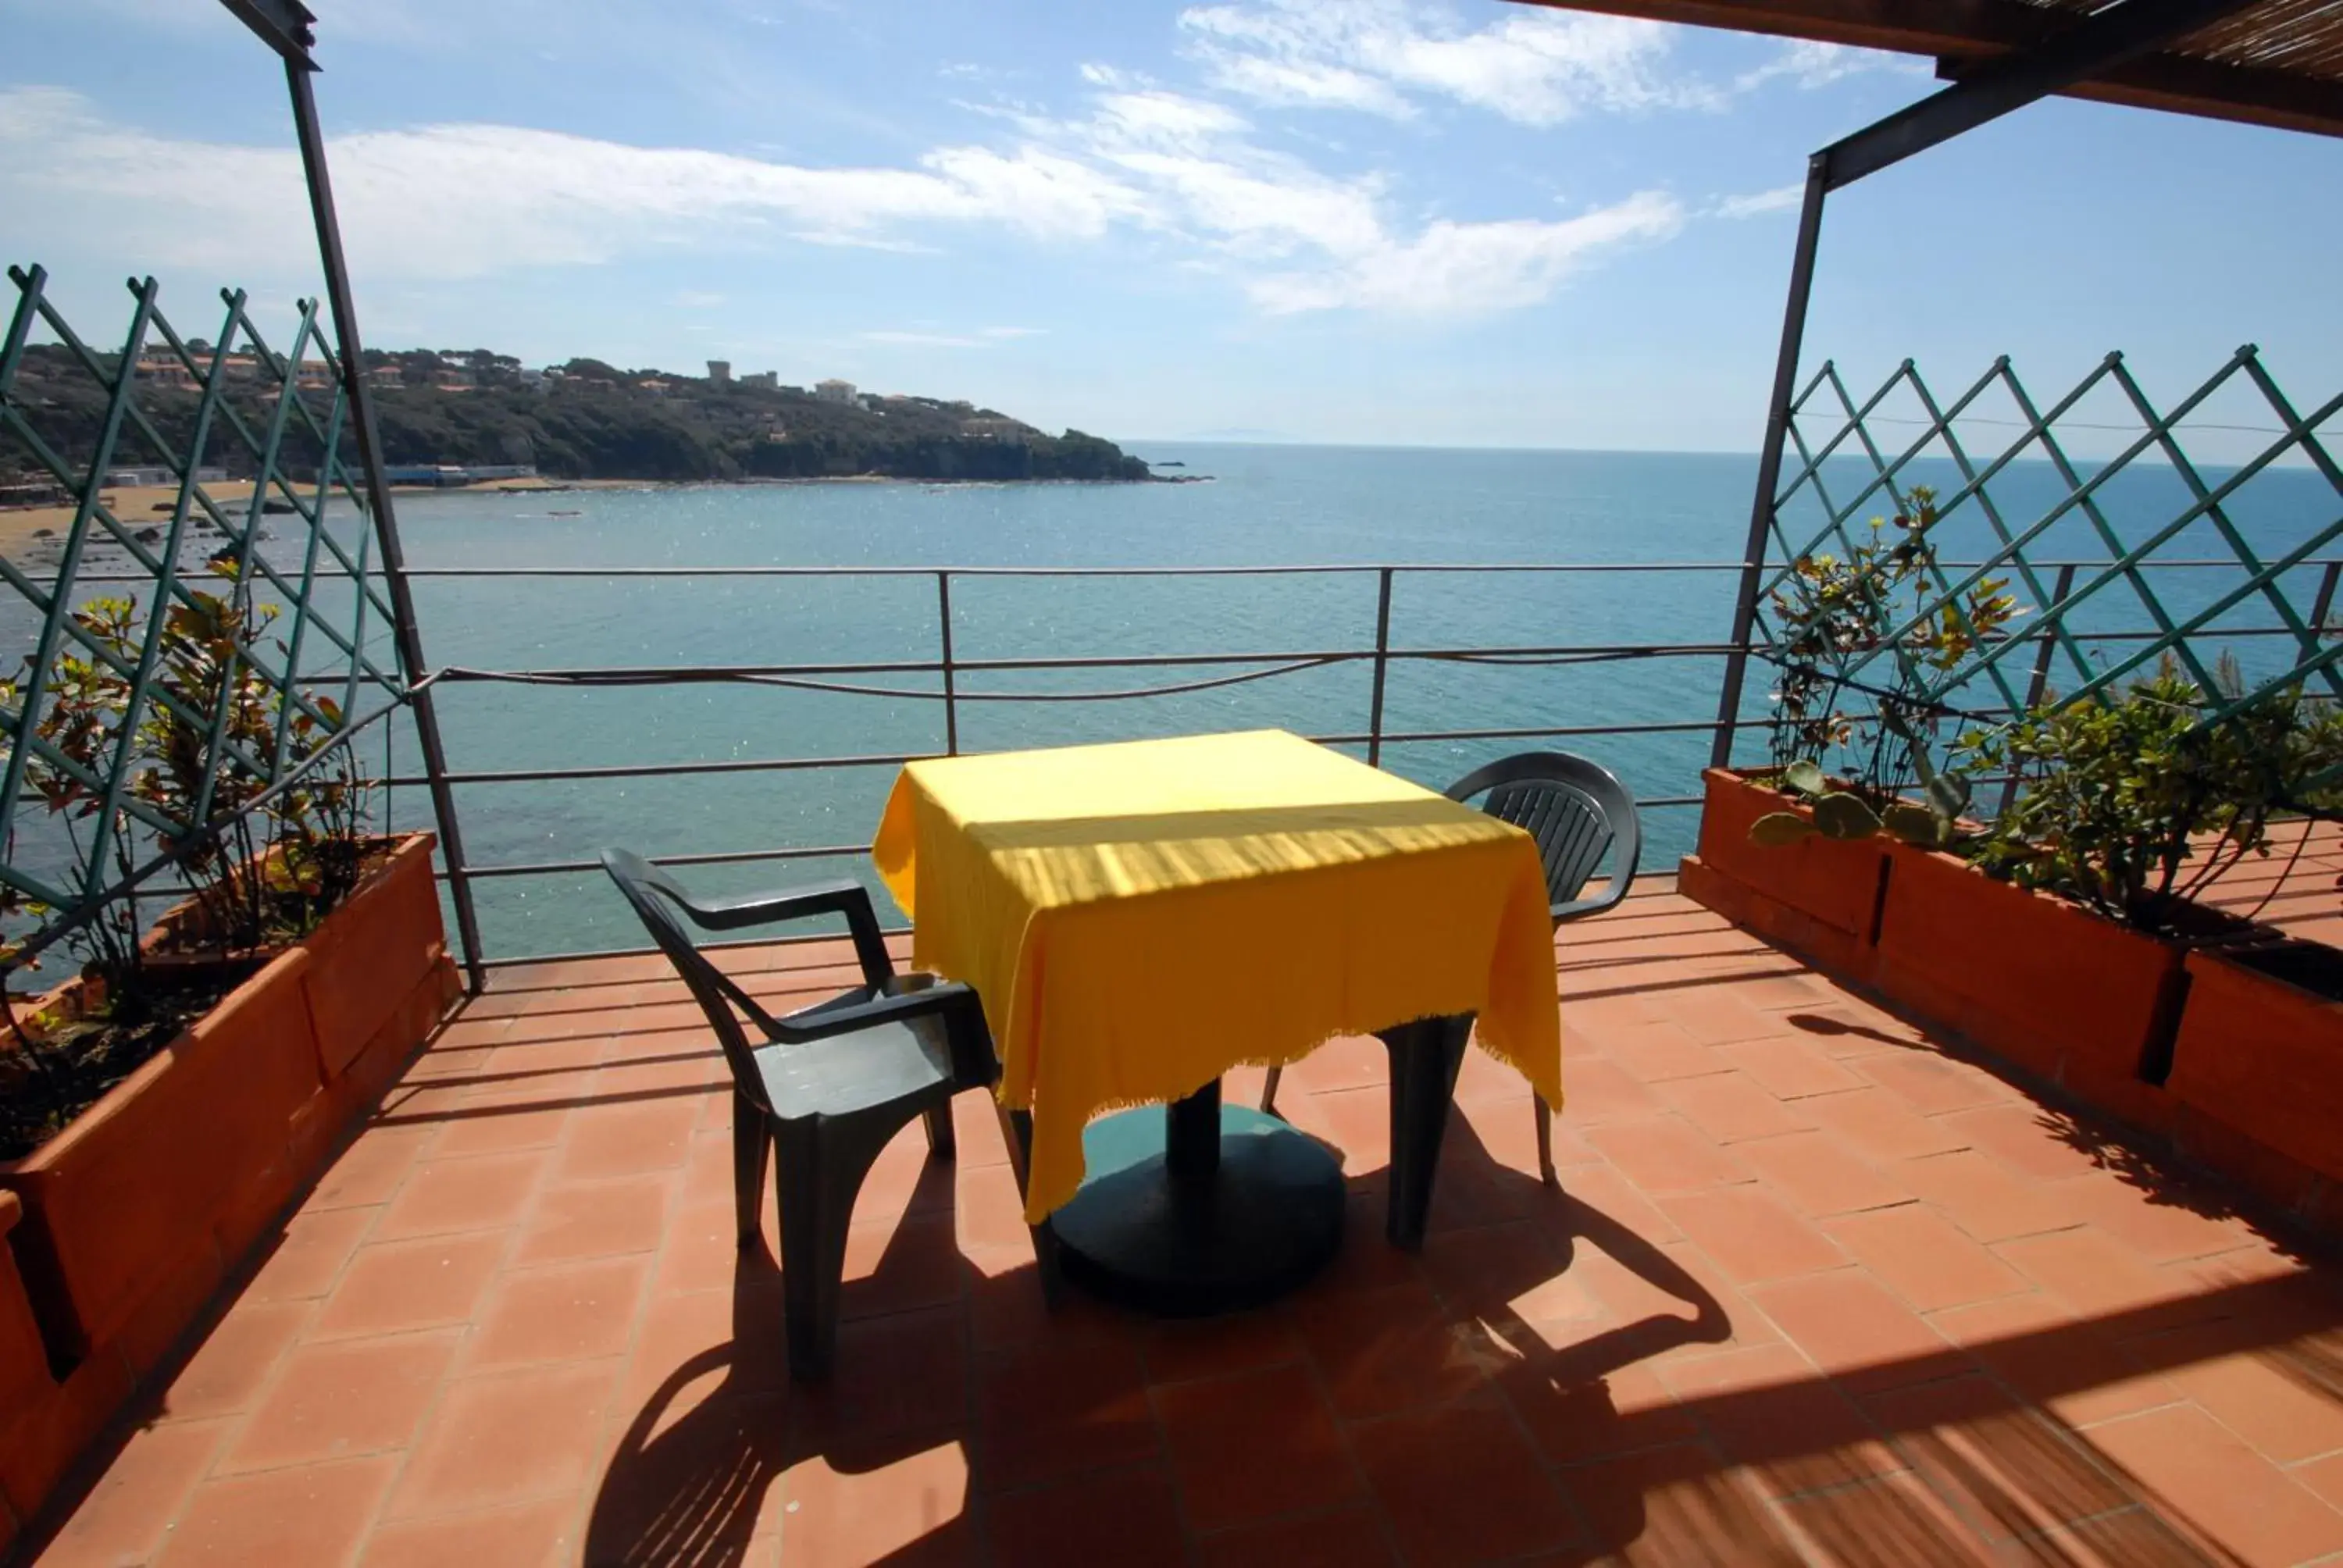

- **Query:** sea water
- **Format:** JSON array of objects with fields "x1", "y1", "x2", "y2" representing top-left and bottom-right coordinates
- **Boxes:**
[{"x1": 6, "y1": 442, "x2": 2334, "y2": 962}]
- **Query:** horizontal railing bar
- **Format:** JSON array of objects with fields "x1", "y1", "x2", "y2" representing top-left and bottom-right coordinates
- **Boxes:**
[
  {"x1": 36, "y1": 555, "x2": 2327, "y2": 586},
  {"x1": 396, "y1": 563, "x2": 1752, "y2": 579},
  {"x1": 433, "y1": 650, "x2": 1350, "y2": 681},
  {"x1": 428, "y1": 643, "x2": 1756, "y2": 686},
  {"x1": 440, "y1": 795, "x2": 1714, "y2": 893},
  {"x1": 387, "y1": 751, "x2": 919, "y2": 786},
  {"x1": 394, "y1": 557, "x2": 2343, "y2": 580},
  {"x1": 455, "y1": 843, "x2": 872, "y2": 879},
  {"x1": 41, "y1": 557, "x2": 2343, "y2": 590},
  {"x1": 384, "y1": 718, "x2": 1738, "y2": 790},
  {"x1": 1341, "y1": 718, "x2": 1733, "y2": 744},
  {"x1": 421, "y1": 622, "x2": 2314, "y2": 692}
]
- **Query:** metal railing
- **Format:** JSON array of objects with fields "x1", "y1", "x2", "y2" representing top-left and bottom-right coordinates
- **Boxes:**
[
  {"x1": 397, "y1": 561, "x2": 1738, "y2": 927},
  {"x1": 383, "y1": 554, "x2": 2338, "y2": 970},
  {"x1": 6, "y1": 276, "x2": 2336, "y2": 983}
]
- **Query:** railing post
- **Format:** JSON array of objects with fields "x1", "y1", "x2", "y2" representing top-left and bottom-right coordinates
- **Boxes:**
[
  {"x1": 1997, "y1": 561, "x2": 2077, "y2": 818},
  {"x1": 937, "y1": 571, "x2": 959, "y2": 756},
  {"x1": 283, "y1": 58, "x2": 487, "y2": 993},
  {"x1": 1367, "y1": 568, "x2": 1394, "y2": 768},
  {"x1": 2311, "y1": 559, "x2": 2342, "y2": 643},
  {"x1": 1712, "y1": 155, "x2": 1830, "y2": 770}
]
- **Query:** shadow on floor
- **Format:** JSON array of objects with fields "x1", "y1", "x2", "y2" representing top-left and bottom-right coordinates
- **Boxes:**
[{"x1": 576, "y1": 1097, "x2": 2342, "y2": 1566}]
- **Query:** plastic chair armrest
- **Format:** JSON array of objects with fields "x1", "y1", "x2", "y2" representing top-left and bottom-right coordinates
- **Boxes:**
[
  {"x1": 676, "y1": 876, "x2": 894, "y2": 985},
  {"x1": 769, "y1": 979, "x2": 983, "y2": 1046},
  {"x1": 1553, "y1": 878, "x2": 1632, "y2": 924}
]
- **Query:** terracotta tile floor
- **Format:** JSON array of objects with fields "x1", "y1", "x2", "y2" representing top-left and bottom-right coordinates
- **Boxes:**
[
  {"x1": 25, "y1": 881, "x2": 2343, "y2": 1566},
  {"x1": 2200, "y1": 818, "x2": 2343, "y2": 951}
]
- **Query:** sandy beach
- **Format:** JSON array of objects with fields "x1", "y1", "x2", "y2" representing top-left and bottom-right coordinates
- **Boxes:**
[{"x1": 0, "y1": 474, "x2": 634, "y2": 559}]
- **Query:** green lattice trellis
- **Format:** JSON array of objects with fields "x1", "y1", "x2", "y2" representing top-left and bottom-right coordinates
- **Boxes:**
[
  {"x1": 0, "y1": 265, "x2": 408, "y2": 943},
  {"x1": 1750, "y1": 345, "x2": 2343, "y2": 782}
]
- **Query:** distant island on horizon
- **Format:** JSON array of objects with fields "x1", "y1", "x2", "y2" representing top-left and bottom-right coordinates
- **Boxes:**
[{"x1": 2, "y1": 344, "x2": 1168, "y2": 487}]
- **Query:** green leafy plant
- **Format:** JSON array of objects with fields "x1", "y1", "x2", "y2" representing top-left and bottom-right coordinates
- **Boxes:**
[
  {"x1": 1, "y1": 570, "x2": 377, "y2": 1156},
  {"x1": 1749, "y1": 723, "x2": 1977, "y2": 850},
  {"x1": 1760, "y1": 486, "x2": 2023, "y2": 832},
  {"x1": 17, "y1": 604, "x2": 150, "y2": 983},
  {"x1": 116, "y1": 572, "x2": 372, "y2": 952},
  {"x1": 1952, "y1": 659, "x2": 2343, "y2": 932}
]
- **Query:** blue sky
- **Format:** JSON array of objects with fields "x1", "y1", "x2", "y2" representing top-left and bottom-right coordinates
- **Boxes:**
[{"x1": 2, "y1": 0, "x2": 2338, "y2": 451}]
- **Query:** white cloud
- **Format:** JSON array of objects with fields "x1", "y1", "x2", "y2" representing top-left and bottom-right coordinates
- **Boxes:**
[
  {"x1": 1249, "y1": 188, "x2": 1682, "y2": 314},
  {"x1": 861, "y1": 326, "x2": 1048, "y2": 347},
  {"x1": 0, "y1": 73, "x2": 1682, "y2": 321},
  {"x1": 861, "y1": 330, "x2": 990, "y2": 347},
  {"x1": 1180, "y1": 0, "x2": 1714, "y2": 125},
  {"x1": 0, "y1": 87, "x2": 1139, "y2": 283},
  {"x1": 1735, "y1": 39, "x2": 1924, "y2": 91},
  {"x1": 673, "y1": 289, "x2": 727, "y2": 308},
  {"x1": 1713, "y1": 184, "x2": 1803, "y2": 219},
  {"x1": 1200, "y1": 52, "x2": 1414, "y2": 117},
  {"x1": 1179, "y1": 2, "x2": 1923, "y2": 124}
]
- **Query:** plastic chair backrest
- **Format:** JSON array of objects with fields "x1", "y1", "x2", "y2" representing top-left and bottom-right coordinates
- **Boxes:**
[
  {"x1": 1445, "y1": 751, "x2": 1642, "y2": 922},
  {"x1": 601, "y1": 849, "x2": 776, "y2": 1107}
]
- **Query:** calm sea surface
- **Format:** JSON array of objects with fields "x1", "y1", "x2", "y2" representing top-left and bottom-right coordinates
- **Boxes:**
[{"x1": 9, "y1": 442, "x2": 2334, "y2": 962}]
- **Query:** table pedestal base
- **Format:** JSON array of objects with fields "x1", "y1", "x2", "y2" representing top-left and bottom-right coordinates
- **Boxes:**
[{"x1": 1050, "y1": 1086, "x2": 1345, "y2": 1316}]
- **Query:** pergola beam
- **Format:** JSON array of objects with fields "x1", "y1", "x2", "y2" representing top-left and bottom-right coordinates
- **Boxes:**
[
  {"x1": 1824, "y1": 0, "x2": 2268, "y2": 187},
  {"x1": 1943, "y1": 48, "x2": 2343, "y2": 142},
  {"x1": 218, "y1": 0, "x2": 316, "y2": 69},
  {"x1": 1513, "y1": 0, "x2": 2343, "y2": 139},
  {"x1": 1706, "y1": 0, "x2": 2267, "y2": 764}
]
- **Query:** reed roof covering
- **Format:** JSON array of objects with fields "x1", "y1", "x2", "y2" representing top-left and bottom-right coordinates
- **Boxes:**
[{"x1": 1512, "y1": 0, "x2": 2343, "y2": 136}]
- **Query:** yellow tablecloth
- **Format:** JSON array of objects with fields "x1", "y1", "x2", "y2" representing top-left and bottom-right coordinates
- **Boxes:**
[{"x1": 870, "y1": 729, "x2": 1564, "y2": 1221}]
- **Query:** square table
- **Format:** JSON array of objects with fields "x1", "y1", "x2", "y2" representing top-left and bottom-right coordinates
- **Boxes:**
[{"x1": 871, "y1": 729, "x2": 1564, "y2": 1309}]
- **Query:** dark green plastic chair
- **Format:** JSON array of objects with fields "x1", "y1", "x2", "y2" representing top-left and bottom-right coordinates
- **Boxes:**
[
  {"x1": 1261, "y1": 751, "x2": 1641, "y2": 1183},
  {"x1": 601, "y1": 849, "x2": 1034, "y2": 1380}
]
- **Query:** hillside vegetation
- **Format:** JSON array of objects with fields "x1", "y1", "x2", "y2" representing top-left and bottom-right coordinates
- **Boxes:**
[{"x1": 2, "y1": 346, "x2": 1155, "y2": 484}]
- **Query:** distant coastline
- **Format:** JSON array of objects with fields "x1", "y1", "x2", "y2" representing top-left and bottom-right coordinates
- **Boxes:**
[
  {"x1": 0, "y1": 468, "x2": 1213, "y2": 560},
  {"x1": 2, "y1": 344, "x2": 1171, "y2": 503}
]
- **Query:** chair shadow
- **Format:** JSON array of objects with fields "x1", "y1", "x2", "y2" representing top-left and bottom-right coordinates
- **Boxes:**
[
  {"x1": 585, "y1": 1339, "x2": 783, "y2": 1568},
  {"x1": 583, "y1": 1156, "x2": 979, "y2": 1567}
]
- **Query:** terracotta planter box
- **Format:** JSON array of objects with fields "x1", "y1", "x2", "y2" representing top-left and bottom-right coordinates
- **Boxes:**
[
  {"x1": 1875, "y1": 844, "x2": 2184, "y2": 1108},
  {"x1": 0, "y1": 831, "x2": 452, "y2": 1533},
  {"x1": 1678, "y1": 768, "x2": 1892, "y2": 974},
  {"x1": 2167, "y1": 944, "x2": 2343, "y2": 1191},
  {"x1": 1, "y1": 946, "x2": 324, "y2": 1362},
  {"x1": 298, "y1": 834, "x2": 446, "y2": 1083},
  {"x1": 0, "y1": 1193, "x2": 52, "y2": 1418}
]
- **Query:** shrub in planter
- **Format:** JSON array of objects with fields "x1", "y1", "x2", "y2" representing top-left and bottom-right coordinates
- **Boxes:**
[
  {"x1": 1900, "y1": 660, "x2": 2343, "y2": 1112},
  {"x1": 0, "y1": 576, "x2": 381, "y2": 1169},
  {"x1": 1759, "y1": 488, "x2": 2020, "y2": 805},
  {"x1": 1951, "y1": 661, "x2": 2328, "y2": 935},
  {"x1": 1686, "y1": 488, "x2": 2018, "y2": 965}
]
